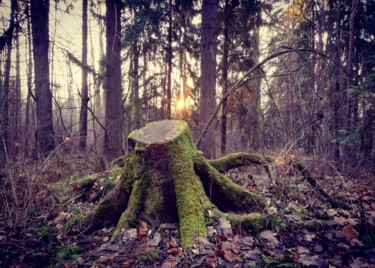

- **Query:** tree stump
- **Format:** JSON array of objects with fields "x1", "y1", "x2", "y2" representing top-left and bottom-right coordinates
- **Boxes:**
[{"x1": 81, "y1": 120, "x2": 267, "y2": 246}]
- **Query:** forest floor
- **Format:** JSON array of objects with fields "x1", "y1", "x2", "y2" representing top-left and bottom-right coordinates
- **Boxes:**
[{"x1": 0, "y1": 157, "x2": 375, "y2": 267}]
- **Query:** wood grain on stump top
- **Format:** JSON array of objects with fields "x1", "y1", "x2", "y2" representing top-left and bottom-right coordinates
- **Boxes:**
[{"x1": 129, "y1": 120, "x2": 184, "y2": 145}]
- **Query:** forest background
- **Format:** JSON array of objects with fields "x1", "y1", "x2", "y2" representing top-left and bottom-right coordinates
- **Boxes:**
[{"x1": 0, "y1": 0, "x2": 375, "y2": 259}]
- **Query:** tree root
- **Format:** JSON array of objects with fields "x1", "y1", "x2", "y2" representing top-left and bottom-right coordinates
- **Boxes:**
[{"x1": 208, "y1": 152, "x2": 350, "y2": 209}]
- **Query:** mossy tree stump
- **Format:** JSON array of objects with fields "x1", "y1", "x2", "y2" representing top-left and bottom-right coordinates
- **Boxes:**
[{"x1": 82, "y1": 120, "x2": 267, "y2": 246}]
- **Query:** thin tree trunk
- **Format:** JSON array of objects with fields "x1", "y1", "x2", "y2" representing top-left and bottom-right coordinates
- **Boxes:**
[
  {"x1": 346, "y1": 0, "x2": 358, "y2": 157},
  {"x1": 79, "y1": 0, "x2": 89, "y2": 150},
  {"x1": 13, "y1": 31, "x2": 21, "y2": 157},
  {"x1": 133, "y1": 35, "x2": 140, "y2": 130},
  {"x1": 199, "y1": 0, "x2": 218, "y2": 159},
  {"x1": 221, "y1": 0, "x2": 229, "y2": 155},
  {"x1": 24, "y1": 8, "x2": 33, "y2": 157},
  {"x1": 166, "y1": 0, "x2": 173, "y2": 119}
]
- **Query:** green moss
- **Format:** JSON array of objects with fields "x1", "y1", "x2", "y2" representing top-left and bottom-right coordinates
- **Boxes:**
[
  {"x1": 195, "y1": 155, "x2": 266, "y2": 212},
  {"x1": 134, "y1": 248, "x2": 160, "y2": 263},
  {"x1": 76, "y1": 174, "x2": 99, "y2": 188},
  {"x1": 112, "y1": 178, "x2": 146, "y2": 239},
  {"x1": 168, "y1": 122, "x2": 206, "y2": 246},
  {"x1": 143, "y1": 172, "x2": 164, "y2": 220}
]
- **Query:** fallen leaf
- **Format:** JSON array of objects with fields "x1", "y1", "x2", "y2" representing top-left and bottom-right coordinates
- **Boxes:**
[
  {"x1": 313, "y1": 243, "x2": 323, "y2": 253},
  {"x1": 196, "y1": 236, "x2": 213, "y2": 247},
  {"x1": 168, "y1": 237, "x2": 178, "y2": 248},
  {"x1": 368, "y1": 211, "x2": 375, "y2": 219},
  {"x1": 0, "y1": 235, "x2": 5, "y2": 241},
  {"x1": 241, "y1": 236, "x2": 254, "y2": 246},
  {"x1": 327, "y1": 209, "x2": 337, "y2": 217},
  {"x1": 122, "y1": 228, "x2": 137, "y2": 241},
  {"x1": 147, "y1": 232, "x2": 162, "y2": 247},
  {"x1": 275, "y1": 156, "x2": 286, "y2": 166},
  {"x1": 137, "y1": 219, "x2": 149, "y2": 240},
  {"x1": 347, "y1": 218, "x2": 360, "y2": 226},
  {"x1": 218, "y1": 217, "x2": 231, "y2": 230},
  {"x1": 167, "y1": 247, "x2": 182, "y2": 257},
  {"x1": 297, "y1": 246, "x2": 309, "y2": 254},
  {"x1": 243, "y1": 248, "x2": 261, "y2": 260},
  {"x1": 205, "y1": 257, "x2": 217, "y2": 268},
  {"x1": 305, "y1": 232, "x2": 316, "y2": 242},
  {"x1": 341, "y1": 225, "x2": 359, "y2": 242},
  {"x1": 334, "y1": 216, "x2": 348, "y2": 226},
  {"x1": 161, "y1": 259, "x2": 178, "y2": 268},
  {"x1": 299, "y1": 254, "x2": 320, "y2": 267},
  {"x1": 70, "y1": 182, "x2": 80, "y2": 192},
  {"x1": 222, "y1": 249, "x2": 239, "y2": 262},
  {"x1": 350, "y1": 257, "x2": 369, "y2": 268},
  {"x1": 259, "y1": 230, "x2": 279, "y2": 246},
  {"x1": 248, "y1": 187, "x2": 256, "y2": 192}
]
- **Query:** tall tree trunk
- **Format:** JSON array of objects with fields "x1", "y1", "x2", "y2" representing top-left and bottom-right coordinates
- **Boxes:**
[
  {"x1": 13, "y1": 31, "x2": 21, "y2": 157},
  {"x1": 166, "y1": 0, "x2": 173, "y2": 119},
  {"x1": 103, "y1": 0, "x2": 123, "y2": 161},
  {"x1": 0, "y1": 0, "x2": 17, "y2": 167},
  {"x1": 79, "y1": 0, "x2": 89, "y2": 150},
  {"x1": 221, "y1": 0, "x2": 229, "y2": 155},
  {"x1": 133, "y1": 37, "x2": 140, "y2": 130},
  {"x1": 345, "y1": 0, "x2": 359, "y2": 161},
  {"x1": 31, "y1": 0, "x2": 55, "y2": 156},
  {"x1": 142, "y1": 47, "x2": 148, "y2": 123},
  {"x1": 24, "y1": 7, "x2": 33, "y2": 157},
  {"x1": 199, "y1": 0, "x2": 218, "y2": 159}
]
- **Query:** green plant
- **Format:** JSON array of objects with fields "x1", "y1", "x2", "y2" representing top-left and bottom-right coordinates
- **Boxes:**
[{"x1": 56, "y1": 245, "x2": 83, "y2": 263}]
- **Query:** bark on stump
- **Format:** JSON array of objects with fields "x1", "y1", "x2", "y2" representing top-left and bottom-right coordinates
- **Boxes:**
[{"x1": 82, "y1": 120, "x2": 266, "y2": 246}]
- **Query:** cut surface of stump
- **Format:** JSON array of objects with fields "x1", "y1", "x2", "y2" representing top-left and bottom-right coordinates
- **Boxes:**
[{"x1": 82, "y1": 120, "x2": 266, "y2": 246}]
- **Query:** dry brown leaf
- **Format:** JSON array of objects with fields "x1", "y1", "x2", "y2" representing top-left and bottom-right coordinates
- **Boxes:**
[
  {"x1": 259, "y1": 230, "x2": 279, "y2": 245},
  {"x1": 137, "y1": 219, "x2": 149, "y2": 240},
  {"x1": 167, "y1": 247, "x2": 182, "y2": 256},
  {"x1": 327, "y1": 209, "x2": 338, "y2": 217},
  {"x1": 205, "y1": 257, "x2": 217, "y2": 268},
  {"x1": 70, "y1": 182, "x2": 80, "y2": 192},
  {"x1": 341, "y1": 225, "x2": 359, "y2": 242},
  {"x1": 297, "y1": 246, "x2": 309, "y2": 254},
  {"x1": 334, "y1": 216, "x2": 348, "y2": 226},
  {"x1": 298, "y1": 254, "x2": 319, "y2": 267},
  {"x1": 347, "y1": 218, "x2": 360, "y2": 226},
  {"x1": 275, "y1": 156, "x2": 286, "y2": 166},
  {"x1": 161, "y1": 259, "x2": 178, "y2": 268},
  {"x1": 243, "y1": 248, "x2": 261, "y2": 260},
  {"x1": 222, "y1": 249, "x2": 239, "y2": 262}
]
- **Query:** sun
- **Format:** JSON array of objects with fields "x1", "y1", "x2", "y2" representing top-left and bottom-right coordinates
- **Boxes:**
[{"x1": 176, "y1": 98, "x2": 185, "y2": 111}]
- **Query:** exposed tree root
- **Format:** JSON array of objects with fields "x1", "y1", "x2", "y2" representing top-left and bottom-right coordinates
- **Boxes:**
[
  {"x1": 81, "y1": 120, "x2": 267, "y2": 247},
  {"x1": 208, "y1": 152, "x2": 274, "y2": 181},
  {"x1": 80, "y1": 120, "x2": 349, "y2": 248},
  {"x1": 207, "y1": 152, "x2": 350, "y2": 209}
]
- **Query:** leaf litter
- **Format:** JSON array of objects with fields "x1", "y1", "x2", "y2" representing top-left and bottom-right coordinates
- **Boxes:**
[{"x1": 0, "y1": 164, "x2": 374, "y2": 267}]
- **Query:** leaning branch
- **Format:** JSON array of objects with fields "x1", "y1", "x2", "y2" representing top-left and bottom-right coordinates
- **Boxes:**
[
  {"x1": 208, "y1": 152, "x2": 274, "y2": 181},
  {"x1": 195, "y1": 47, "x2": 331, "y2": 147}
]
